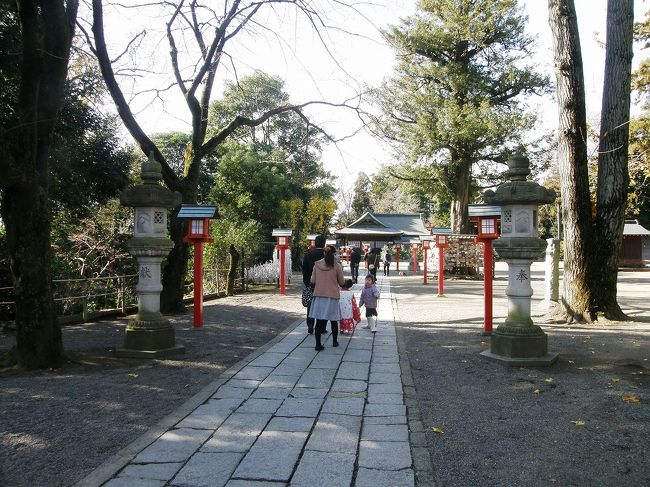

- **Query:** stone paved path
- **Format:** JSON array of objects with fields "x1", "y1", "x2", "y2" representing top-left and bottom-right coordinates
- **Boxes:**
[{"x1": 91, "y1": 277, "x2": 416, "y2": 487}]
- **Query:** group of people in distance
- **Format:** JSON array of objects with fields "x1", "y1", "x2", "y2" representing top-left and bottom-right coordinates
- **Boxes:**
[
  {"x1": 302, "y1": 235, "x2": 382, "y2": 352},
  {"x1": 347, "y1": 246, "x2": 392, "y2": 284}
]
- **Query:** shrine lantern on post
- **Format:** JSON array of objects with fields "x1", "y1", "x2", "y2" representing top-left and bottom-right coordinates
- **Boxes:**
[
  {"x1": 410, "y1": 240, "x2": 419, "y2": 276},
  {"x1": 272, "y1": 228, "x2": 292, "y2": 296},
  {"x1": 419, "y1": 235, "x2": 433, "y2": 285},
  {"x1": 470, "y1": 205, "x2": 501, "y2": 335},
  {"x1": 178, "y1": 204, "x2": 220, "y2": 328},
  {"x1": 433, "y1": 230, "x2": 450, "y2": 296},
  {"x1": 394, "y1": 242, "x2": 402, "y2": 272}
]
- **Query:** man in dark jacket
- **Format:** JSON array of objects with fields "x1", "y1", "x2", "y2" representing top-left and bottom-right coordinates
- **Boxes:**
[
  {"x1": 349, "y1": 247, "x2": 361, "y2": 284},
  {"x1": 302, "y1": 235, "x2": 326, "y2": 334}
]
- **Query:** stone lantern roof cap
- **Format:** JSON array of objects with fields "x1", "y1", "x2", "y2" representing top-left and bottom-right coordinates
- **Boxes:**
[
  {"x1": 120, "y1": 152, "x2": 182, "y2": 208},
  {"x1": 484, "y1": 154, "x2": 556, "y2": 206}
]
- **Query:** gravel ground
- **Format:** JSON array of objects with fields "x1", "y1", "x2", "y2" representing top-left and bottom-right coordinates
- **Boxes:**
[
  {"x1": 2, "y1": 266, "x2": 649, "y2": 487},
  {"x1": 0, "y1": 282, "x2": 306, "y2": 487},
  {"x1": 393, "y1": 266, "x2": 650, "y2": 487}
]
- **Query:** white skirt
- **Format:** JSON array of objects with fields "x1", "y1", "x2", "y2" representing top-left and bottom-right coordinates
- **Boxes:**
[{"x1": 308, "y1": 296, "x2": 341, "y2": 322}]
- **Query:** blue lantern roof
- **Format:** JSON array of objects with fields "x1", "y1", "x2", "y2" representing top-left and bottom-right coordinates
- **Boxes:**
[{"x1": 177, "y1": 205, "x2": 220, "y2": 219}]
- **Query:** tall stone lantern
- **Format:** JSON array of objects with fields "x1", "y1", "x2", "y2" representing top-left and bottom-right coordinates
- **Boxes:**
[
  {"x1": 481, "y1": 154, "x2": 558, "y2": 366},
  {"x1": 117, "y1": 153, "x2": 184, "y2": 358}
]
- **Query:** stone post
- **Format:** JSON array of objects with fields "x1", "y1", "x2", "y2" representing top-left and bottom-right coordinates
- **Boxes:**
[
  {"x1": 116, "y1": 153, "x2": 184, "y2": 358},
  {"x1": 543, "y1": 238, "x2": 560, "y2": 303},
  {"x1": 480, "y1": 154, "x2": 558, "y2": 366}
]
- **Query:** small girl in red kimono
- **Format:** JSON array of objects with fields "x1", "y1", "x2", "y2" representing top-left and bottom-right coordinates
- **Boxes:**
[{"x1": 339, "y1": 279, "x2": 361, "y2": 335}]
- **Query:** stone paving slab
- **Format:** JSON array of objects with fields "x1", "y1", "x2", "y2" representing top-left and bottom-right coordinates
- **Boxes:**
[
  {"x1": 305, "y1": 413, "x2": 362, "y2": 454},
  {"x1": 321, "y1": 395, "x2": 365, "y2": 416},
  {"x1": 131, "y1": 428, "x2": 214, "y2": 464},
  {"x1": 202, "y1": 413, "x2": 271, "y2": 453},
  {"x1": 331, "y1": 379, "x2": 367, "y2": 393},
  {"x1": 336, "y1": 361, "x2": 369, "y2": 381},
  {"x1": 290, "y1": 451, "x2": 355, "y2": 487},
  {"x1": 117, "y1": 462, "x2": 183, "y2": 481},
  {"x1": 367, "y1": 392, "x2": 404, "y2": 405},
  {"x1": 358, "y1": 440, "x2": 412, "y2": 470},
  {"x1": 171, "y1": 451, "x2": 243, "y2": 487},
  {"x1": 232, "y1": 431, "x2": 308, "y2": 481},
  {"x1": 355, "y1": 467, "x2": 415, "y2": 487},
  {"x1": 176, "y1": 398, "x2": 244, "y2": 430},
  {"x1": 361, "y1": 423, "x2": 409, "y2": 442},
  {"x1": 275, "y1": 397, "x2": 324, "y2": 417}
]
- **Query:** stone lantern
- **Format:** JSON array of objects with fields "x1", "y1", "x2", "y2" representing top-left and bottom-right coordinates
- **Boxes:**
[
  {"x1": 481, "y1": 154, "x2": 557, "y2": 365},
  {"x1": 117, "y1": 153, "x2": 184, "y2": 358}
]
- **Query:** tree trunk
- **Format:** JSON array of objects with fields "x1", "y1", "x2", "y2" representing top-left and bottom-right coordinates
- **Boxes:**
[
  {"x1": 227, "y1": 244, "x2": 240, "y2": 296},
  {"x1": 592, "y1": 0, "x2": 634, "y2": 320},
  {"x1": 450, "y1": 160, "x2": 472, "y2": 234},
  {"x1": 160, "y1": 213, "x2": 190, "y2": 313},
  {"x1": 548, "y1": 0, "x2": 595, "y2": 321},
  {"x1": 1, "y1": 185, "x2": 63, "y2": 368}
]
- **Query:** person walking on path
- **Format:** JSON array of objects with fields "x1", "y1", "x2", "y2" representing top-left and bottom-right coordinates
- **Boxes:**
[
  {"x1": 302, "y1": 234, "x2": 326, "y2": 334},
  {"x1": 309, "y1": 245, "x2": 345, "y2": 350},
  {"x1": 359, "y1": 274, "x2": 380, "y2": 333},
  {"x1": 383, "y1": 249, "x2": 392, "y2": 276},
  {"x1": 339, "y1": 279, "x2": 361, "y2": 335},
  {"x1": 349, "y1": 247, "x2": 361, "y2": 284},
  {"x1": 366, "y1": 248, "x2": 381, "y2": 278}
]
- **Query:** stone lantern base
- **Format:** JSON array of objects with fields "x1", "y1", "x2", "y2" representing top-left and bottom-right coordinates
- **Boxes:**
[
  {"x1": 116, "y1": 314, "x2": 185, "y2": 359},
  {"x1": 480, "y1": 324, "x2": 558, "y2": 366}
]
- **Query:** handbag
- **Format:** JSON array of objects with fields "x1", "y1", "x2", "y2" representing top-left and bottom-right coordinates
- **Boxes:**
[{"x1": 301, "y1": 285, "x2": 313, "y2": 307}]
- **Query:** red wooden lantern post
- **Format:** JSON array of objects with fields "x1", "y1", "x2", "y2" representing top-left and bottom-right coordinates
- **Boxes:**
[
  {"x1": 273, "y1": 229, "x2": 292, "y2": 296},
  {"x1": 476, "y1": 216, "x2": 499, "y2": 334},
  {"x1": 435, "y1": 233, "x2": 449, "y2": 296},
  {"x1": 394, "y1": 242, "x2": 402, "y2": 272},
  {"x1": 178, "y1": 205, "x2": 220, "y2": 328},
  {"x1": 420, "y1": 236, "x2": 432, "y2": 284},
  {"x1": 411, "y1": 241, "x2": 419, "y2": 276}
]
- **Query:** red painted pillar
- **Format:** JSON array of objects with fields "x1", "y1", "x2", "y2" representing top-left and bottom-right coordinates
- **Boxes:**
[
  {"x1": 483, "y1": 240, "x2": 494, "y2": 334},
  {"x1": 438, "y1": 246, "x2": 445, "y2": 296},
  {"x1": 193, "y1": 241, "x2": 204, "y2": 328},
  {"x1": 396, "y1": 251, "x2": 400, "y2": 272},
  {"x1": 279, "y1": 246, "x2": 286, "y2": 296},
  {"x1": 423, "y1": 248, "x2": 428, "y2": 285}
]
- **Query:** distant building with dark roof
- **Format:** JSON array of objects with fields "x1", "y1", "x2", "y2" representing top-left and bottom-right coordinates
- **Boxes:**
[{"x1": 334, "y1": 211, "x2": 429, "y2": 248}]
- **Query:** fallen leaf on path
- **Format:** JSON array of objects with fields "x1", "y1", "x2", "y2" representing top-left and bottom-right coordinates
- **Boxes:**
[
  {"x1": 622, "y1": 395, "x2": 640, "y2": 404},
  {"x1": 545, "y1": 377, "x2": 554, "y2": 383},
  {"x1": 431, "y1": 427, "x2": 444, "y2": 434},
  {"x1": 568, "y1": 360, "x2": 575, "y2": 364},
  {"x1": 611, "y1": 378, "x2": 620, "y2": 383},
  {"x1": 570, "y1": 420, "x2": 585, "y2": 426},
  {"x1": 128, "y1": 373, "x2": 139, "y2": 378},
  {"x1": 533, "y1": 389, "x2": 541, "y2": 395}
]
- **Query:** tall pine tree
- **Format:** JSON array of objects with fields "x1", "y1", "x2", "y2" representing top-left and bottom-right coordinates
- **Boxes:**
[{"x1": 374, "y1": 0, "x2": 548, "y2": 232}]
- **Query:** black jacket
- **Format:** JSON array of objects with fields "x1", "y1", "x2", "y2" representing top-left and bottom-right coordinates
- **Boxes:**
[
  {"x1": 302, "y1": 247, "x2": 325, "y2": 286},
  {"x1": 349, "y1": 249, "x2": 361, "y2": 266}
]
